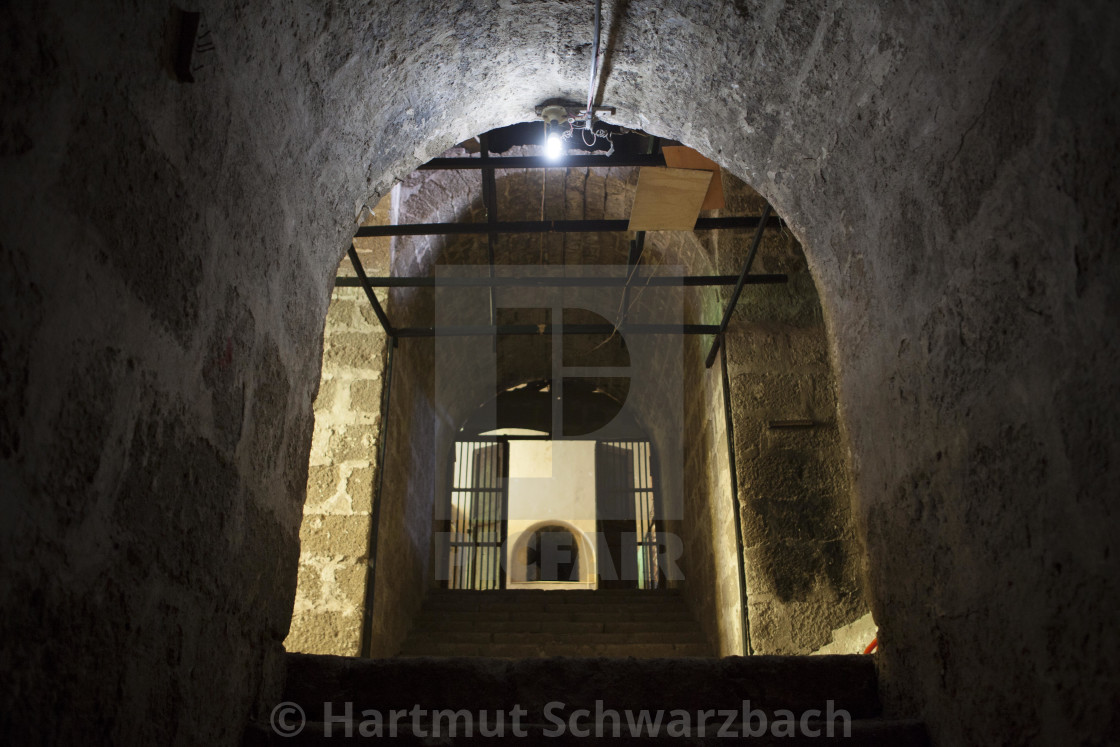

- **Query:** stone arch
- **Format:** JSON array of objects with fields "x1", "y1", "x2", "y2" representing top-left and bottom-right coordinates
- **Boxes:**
[
  {"x1": 5, "y1": 2, "x2": 1115, "y2": 745},
  {"x1": 508, "y1": 519, "x2": 596, "y2": 587}
]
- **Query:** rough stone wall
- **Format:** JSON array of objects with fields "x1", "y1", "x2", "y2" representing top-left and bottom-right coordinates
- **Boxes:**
[
  {"x1": 0, "y1": 3, "x2": 349, "y2": 744},
  {"x1": 681, "y1": 340, "x2": 744, "y2": 656},
  {"x1": 363, "y1": 333, "x2": 439, "y2": 657},
  {"x1": 677, "y1": 175, "x2": 866, "y2": 657},
  {"x1": 717, "y1": 182, "x2": 867, "y2": 654},
  {"x1": 4, "y1": 2, "x2": 1117, "y2": 746},
  {"x1": 285, "y1": 197, "x2": 392, "y2": 656}
]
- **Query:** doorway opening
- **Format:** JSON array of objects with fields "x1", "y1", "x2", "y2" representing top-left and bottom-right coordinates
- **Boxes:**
[{"x1": 442, "y1": 434, "x2": 662, "y2": 591}]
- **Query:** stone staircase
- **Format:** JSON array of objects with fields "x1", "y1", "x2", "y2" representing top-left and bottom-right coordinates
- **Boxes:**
[
  {"x1": 398, "y1": 588, "x2": 712, "y2": 658},
  {"x1": 245, "y1": 653, "x2": 931, "y2": 744}
]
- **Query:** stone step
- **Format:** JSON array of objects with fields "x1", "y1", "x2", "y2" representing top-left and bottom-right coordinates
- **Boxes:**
[
  {"x1": 421, "y1": 599, "x2": 693, "y2": 613},
  {"x1": 280, "y1": 653, "x2": 883, "y2": 718},
  {"x1": 418, "y1": 606, "x2": 695, "y2": 618},
  {"x1": 245, "y1": 718, "x2": 931, "y2": 745},
  {"x1": 403, "y1": 630, "x2": 708, "y2": 647},
  {"x1": 404, "y1": 587, "x2": 709, "y2": 658},
  {"x1": 423, "y1": 591, "x2": 680, "y2": 600},
  {"x1": 398, "y1": 642, "x2": 713, "y2": 658},
  {"x1": 412, "y1": 609, "x2": 695, "y2": 624},
  {"x1": 414, "y1": 619, "x2": 700, "y2": 635}
]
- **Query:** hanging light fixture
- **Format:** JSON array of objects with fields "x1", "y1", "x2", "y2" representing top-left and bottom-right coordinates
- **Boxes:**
[
  {"x1": 538, "y1": 0, "x2": 614, "y2": 158},
  {"x1": 541, "y1": 105, "x2": 569, "y2": 161}
]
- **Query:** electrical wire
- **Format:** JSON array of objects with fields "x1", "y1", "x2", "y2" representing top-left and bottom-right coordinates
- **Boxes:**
[{"x1": 585, "y1": 0, "x2": 602, "y2": 131}]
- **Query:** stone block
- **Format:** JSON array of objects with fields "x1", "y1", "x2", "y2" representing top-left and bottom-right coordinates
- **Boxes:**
[
  {"x1": 326, "y1": 425, "x2": 378, "y2": 463},
  {"x1": 349, "y1": 378, "x2": 383, "y2": 413},
  {"x1": 346, "y1": 466, "x2": 376, "y2": 513},
  {"x1": 285, "y1": 610, "x2": 362, "y2": 657},
  {"x1": 312, "y1": 378, "x2": 339, "y2": 411},
  {"x1": 323, "y1": 332, "x2": 383, "y2": 372},
  {"x1": 304, "y1": 465, "x2": 340, "y2": 509},
  {"x1": 298, "y1": 514, "x2": 372, "y2": 559},
  {"x1": 324, "y1": 299, "x2": 359, "y2": 329},
  {"x1": 333, "y1": 561, "x2": 370, "y2": 607}
]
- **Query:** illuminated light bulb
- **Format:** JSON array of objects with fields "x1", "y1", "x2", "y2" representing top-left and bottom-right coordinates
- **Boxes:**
[{"x1": 545, "y1": 132, "x2": 563, "y2": 160}]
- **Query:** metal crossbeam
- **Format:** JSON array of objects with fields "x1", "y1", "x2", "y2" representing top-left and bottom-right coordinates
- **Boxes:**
[
  {"x1": 719, "y1": 337, "x2": 751, "y2": 655},
  {"x1": 418, "y1": 153, "x2": 667, "y2": 170},
  {"x1": 704, "y1": 203, "x2": 773, "y2": 368},
  {"x1": 354, "y1": 215, "x2": 780, "y2": 238},
  {"x1": 346, "y1": 246, "x2": 396, "y2": 338},
  {"x1": 333, "y1": 274, "x2": 787, "y2": 288},
  {"x1": 394, "y1": 323, "x2": 719, "y2": 337}
]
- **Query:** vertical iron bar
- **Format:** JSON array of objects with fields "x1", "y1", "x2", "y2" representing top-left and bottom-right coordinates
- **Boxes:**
[
  {"x1": 500, "y1": 440, "x2": 509, "y2": 589},
  {"x1": 470, "y1": 444, "x2": 480, "y2": 590},
  {"x1": 645, "y1": 442, "x2": 653, "y2": 589},
  {"x1": 451, "y1": 444, "x2": 458, "y2": 589},
  {"x1": 485, "y1": 444, "x2": 493, "y2": 589},
  {"x1": 465, "y1": 443, "x2": 473, "y2": 590},
  {"x1": 488, "y1": 444, "x2": 496, "y2": 588},
  {"x1": 654, "y1": 443, "x2": 658, "y2": 591},
  {"x1": 450, "y1": 443, "x2": 459, "y2": 588},
  {"x1": 479, "y1": 447, "x2": 486, "y2": 590},
  {"x1": 636, "y1": 442, "x2": 645, "y2": 589},
  {"x1": 642, "y1": 442, "x2": 652, "y2": 589},
  {"x1": 359, "y1": 339, "x2": 395, "y2": 657},
  {"x1": 486, "y1": 445, "x2": 492, "y2": 588},
  {"x1": 704, "y1": 203, "x2": 773, "y2": 368},
  {"x1": 461, "y1": 443, "x2": 470, "y2": 589},
  {"x1": 637, "y1": 442, "x2": 646, "y2": 588},
  {"x1": 479, "y1": 134, "x2": 498, "y2": 350},
  {"x1": 488, "y1": 446, "x2": 494, "y2": 589},
  {"x1": 719, "y1": 337, "x2": 752, "y2": 655},
  {"x1": 455, "y1": 442, "x2": 466, "y2": 589},
  {"x1": 485, "y1": 448, "x2": 492, "y2": 589}
]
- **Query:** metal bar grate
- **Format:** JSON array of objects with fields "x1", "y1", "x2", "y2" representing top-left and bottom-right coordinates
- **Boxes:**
[
  {"x1": 447, "y1": 440, "x2": 507, "y2": 590},
  {"x1": 597, "y1": 440, "x2": 659, "y2": 589}
]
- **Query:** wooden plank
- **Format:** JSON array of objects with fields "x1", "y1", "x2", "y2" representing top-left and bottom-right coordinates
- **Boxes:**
[
  {"x1": 627, "y1": 167, "x2": 714, "y2": 231},
  {"x1": 662, "y1": 145, "x2": 725, "y2": 210}
]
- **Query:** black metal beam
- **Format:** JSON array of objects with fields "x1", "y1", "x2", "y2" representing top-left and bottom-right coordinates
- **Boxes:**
[
  {"x1": 394, "y1": 323, "x2": 719, "y2": 337},
  {"x1": 704, "y1": 203, "x2": 773, "y2": 368},
  {"x1": 479, "y1": 133, "x2": 498, "y2": 337},
  {"x1": 358, "y1": 339, "x2": 394, "y2": 659},
  {"x1": 353, "y1": 215, "x2": 780, "y2": 238},
  {"x1": 719, "y1": 336, "x2": 752, "y2": 656},
  {"x1": 418, "y1": 153, "x2": 668, "y2": 170},
  {"x1": 334, "y1": 274, "x2": 787, "y2": 288},
  {"x1": 346, "y1": 246, "x2": 396, "y2": 338}
]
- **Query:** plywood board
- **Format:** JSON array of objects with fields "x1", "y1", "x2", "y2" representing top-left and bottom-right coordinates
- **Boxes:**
[
  {"x1": 663, "y1": 145, "x2": 725, "y2": 210},
  {"x1": 627, "y1": 167, "x2": 714, "y2": 231}
]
